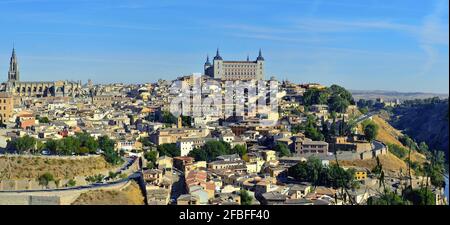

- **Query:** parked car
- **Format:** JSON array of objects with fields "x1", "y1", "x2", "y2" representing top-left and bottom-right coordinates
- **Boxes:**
[{"x1": 41, "y1": 150, "x2": 51, "y2": 155}]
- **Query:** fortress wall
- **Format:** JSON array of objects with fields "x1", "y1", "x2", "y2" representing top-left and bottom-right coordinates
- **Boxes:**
[{"x1": 0, "y1": 179, "x2": 132, "y2": 205}]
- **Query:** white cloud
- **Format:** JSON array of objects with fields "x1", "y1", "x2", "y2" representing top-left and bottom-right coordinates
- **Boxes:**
[
  {"x1": 418, "y1": 0, "x2": 449, "y2": 76},
  {"x1": 294, "y1": 19, "x2": 417, "y2": 33}
]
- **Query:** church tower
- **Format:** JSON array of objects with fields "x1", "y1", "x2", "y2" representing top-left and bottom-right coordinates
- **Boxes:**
[
  {"x1": 8, "y1": 47, "x2": 19, "y2": 82},
  {"x1": 256, "y1": 49, "x2": 265, "y2": 80},
  {"x1": 204, "y1": 54, "x2": 213, "y2": 77},
  {"x1": 213, "y1": 48, "x2": 223, "y2": 79}
]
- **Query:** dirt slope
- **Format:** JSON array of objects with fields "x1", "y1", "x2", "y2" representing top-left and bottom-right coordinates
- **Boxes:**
[
  {"x1": 338, "y1": 152, "x2": 409, "y2": 176},
  {"x1": 371, "y1": 115, "x2": 427, "y2": 164},
  {"x1": 72, "y1": 181, "x2": 145, "y2": 205}
]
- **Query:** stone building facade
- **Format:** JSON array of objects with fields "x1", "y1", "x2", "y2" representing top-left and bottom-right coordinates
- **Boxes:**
[
  {"x1": 1, "y1": 48, "x2": 82, "y2": 97},
  {"x1": 204, "y1": 49, "x2": 265, "y2": 81},
  {"x1": 0, "y1": 92, "x2": 14, "y2": 123}
]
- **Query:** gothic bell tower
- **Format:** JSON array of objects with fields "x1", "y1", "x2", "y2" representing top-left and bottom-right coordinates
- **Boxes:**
[{"x1": 8, "y1": 47, "x2": 19, "y2": 82}]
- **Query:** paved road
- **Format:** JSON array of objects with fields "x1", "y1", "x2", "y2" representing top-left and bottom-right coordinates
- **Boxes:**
[
  {"x1": 354, "y1": 111, "x2": 378, "y2": 124},
  {"x1": 169, "y1": 167, "x2": 186, "y2": 205}
]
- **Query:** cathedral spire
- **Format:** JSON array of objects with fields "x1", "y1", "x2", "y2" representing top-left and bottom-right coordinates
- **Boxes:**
[
  {"x1": 205, "y1": 54, "x2": 211, "y2": 66},
  {"x1": 214, "y1": 48, "x2": 223, "y2": 60},
  {"x1": 257, "y1": 48, "x2": 264, "y2": 61},
  {"x1": 8, "y1": 46, "x2": 19, "y2": 82},
  {"x1": 247, "y1": 54, "x2": 249, "y2": 61}
]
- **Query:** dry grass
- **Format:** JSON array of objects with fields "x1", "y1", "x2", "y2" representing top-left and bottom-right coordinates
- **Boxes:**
[
  {"x1": 0, "y1": 155, "x2": 113, "y2": 180},
  {"x1": 338, "y1": 151, "x2": 409, "y2": 176},
  {"x1": 349, "y1": 115, "x2": 429, "y2": 175},
  {"x1": 357, "y1": 115, "x2": 427, "y2": 165},
  {"x1": 372, "y1": 116, "x2": 404, "y2": 146},
  {"x1": 72, "y1": 181, "x2": 145, "y2": 205}
]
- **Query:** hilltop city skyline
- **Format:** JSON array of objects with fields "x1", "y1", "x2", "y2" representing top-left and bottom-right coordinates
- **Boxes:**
[
  {"x1": 0, "y1": 0, "x2": 448, "y2": 94},
  {"x1": 0, "y1": 0, "x2": 448, "y2": 209},
  {"x1": 1, "y1": 46, "x2": 448, "y2": 95}
]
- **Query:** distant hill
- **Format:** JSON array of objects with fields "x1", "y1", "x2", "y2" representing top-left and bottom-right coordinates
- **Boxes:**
[{"x1": 350, "y1": 90, "x2": 448, "y2": 101}]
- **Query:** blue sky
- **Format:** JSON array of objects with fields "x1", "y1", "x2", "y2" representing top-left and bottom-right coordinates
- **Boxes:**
[{"x1": 0, "y1": 0, "x2": 448, "y2": 93}]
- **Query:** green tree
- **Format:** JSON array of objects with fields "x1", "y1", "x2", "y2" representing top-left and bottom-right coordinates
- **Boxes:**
[
  {"x1": 303, "y1": 88, "x2": 329, "y2": 106},
  {"x1": 67, "y1": 179, "x2": 76, "y2": 187},
  {"x1": 8, "y1": 135, "x2": 37, "y2": 154},
  {"x1": 202, "y1": 141, "x2": 231, "y2": 161},
  {"x1": 328, "y1": 84, "x2": 354, "y2": 103},
  {"x1": 328, "y1": 94, "x2": 350, "y2": 113},
  {"x1": 328, "y1": 164, "x2": 355, "y2": 189},
  {"x1": 45, "y1": 139, "x2": 59, "y2": 154},
  {"x1": 418, "y1": 142, "x2": 429, "y2": 154},
  {"x1": 144, "y1": 151, "x2": 158, "y2": 164},
  {"x1": 240, "y1": 190, "x2": 253, "y2": 205},
  {"x1": 230, "y1": 145, "x2": 247, "y2": 157},
  {"x1": 188, "y1": 141, "x2": 231, "y2": 162},
  {"x1": 108, "y1": 171, "x2": 119, "y2": 180},
  {"x1": 424, "y1": 151, "x2": 446, "y2": 188},
  {"x1": 62, "y1": 136, "x2": 81, "y2": 155},
  {"x1": 78, "y1": 146, "x2": 89, "y2": 155},
  {"x1": 387, "y1": 144, "x2": 408, "y2": 158},
  {"x1": 38, "y1": 117, "x2": 50, "y2": 123},
  {"x1": 403, "y1": 187, "x2": 435, "y2": 205},
  {"x1": 139, "y1": 137, "x2": 153, "y2": 147},
  {"x1": 188, "y1": 148, "x2": 208, "y2": 161},
  {"x1": 304, "y1": 115, "x2": 325, "y2": 141},
  {"x1": 35, "y1": 140, "x2": 45, "y2": 153},
  {"x1": 288, "y1": 157, "x2": 355, "y2": 188},
  {"x1": 291, "y1": 124, "x2": 303, "y2": 134},
  {"x1": 367, "y1": 191, "x2": 408, "y2": 205},
  {"x1": 76, "y1": 132, "x2": 99, "y2": 153},
  {"x1": 85, "y1": 174, "x2": 106, "y2": 183},
  {"x1": 98, "y1": 135, "x2": 115, "y2": 151},
  {"x1": 157, "y1": 143, "x2": 180, "y2": 157},
  {"x1": 103, "y1": 148, "x2": 122, "y2": 165},
  {"x1": 274, "y1": 142, "x2": 291, "y2": 157},
  {"x1": 38, "y1": 172, "x2": 55, "y2": 188},
  {"x1": 181, "y1": 115, "x2": 192, "y2": 127},
  {"x1": 161, "y1": 111, "x2": 177, "y2": 124},
  {"x1": 359, "y1": 107, "x2": 369, "y2": 114},
  {"x1": 146, "y1": 161, "x2": 155, "y2": 169},
  {"x1": 288, "y1": 161, "x2": 310, "y2": 181},
  {"x1": 363, "y1": 122, "x2": 379, "y2": 142}
]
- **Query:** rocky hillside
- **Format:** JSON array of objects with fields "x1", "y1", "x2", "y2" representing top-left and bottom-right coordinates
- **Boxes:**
[
  {"x1": 350, "y1": 115, "x2": 426, "y2": 175},
  {"x1": 371, "y1": 115, "x2": 427, "y2": 164},
  {"x1": 339, "y1": 152, "x2": 409, "y2": 176},
  {"x1": 389, "y1": 99, "x2": 449, "y2": 161}
]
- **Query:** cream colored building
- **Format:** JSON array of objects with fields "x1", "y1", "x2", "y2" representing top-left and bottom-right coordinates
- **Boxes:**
[
  {"x1": 0, "y1": 92, "x2": 13, "y2": 123},
  {"x1": 150, "y1": 127, "x2": 210, "y2": 145},
  {"x1": 204, "y1": 49, "x2": 265, "y2": 81}
]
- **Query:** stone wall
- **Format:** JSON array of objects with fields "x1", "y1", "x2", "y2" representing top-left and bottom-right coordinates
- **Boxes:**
[{"x1": 0, "y1": 179, "x2": 133, "y2": 205}]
